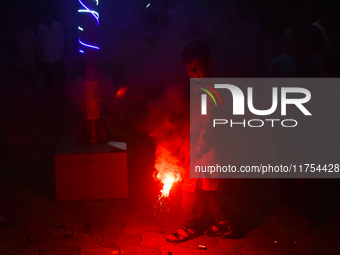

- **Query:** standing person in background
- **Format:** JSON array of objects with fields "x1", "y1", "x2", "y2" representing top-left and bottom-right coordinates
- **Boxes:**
[
  {"x1": 311, "y1": 0, "x2": 340, "y2": 77},
  {"x1": 38, "y1": 12, "x2": 65, "y2": 103},
  {"x1": 267, "y1": 25, "x2": 324, "y2": 77},
  {"x1": 267, "y1": 25, "x2": 325, "y2": 227}
]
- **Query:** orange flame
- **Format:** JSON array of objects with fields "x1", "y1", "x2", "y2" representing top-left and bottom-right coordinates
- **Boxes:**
[{"x1": 115, "y1": 86, "x2": 127, "y2": 98}]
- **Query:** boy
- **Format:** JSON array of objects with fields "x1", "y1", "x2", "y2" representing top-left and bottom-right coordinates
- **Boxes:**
[{"x1": 166, "y1": 41, "x2": 233, "y2": 243}]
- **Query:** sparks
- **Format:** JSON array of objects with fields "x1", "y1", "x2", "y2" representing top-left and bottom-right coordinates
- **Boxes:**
[
  {"x1": 159, "y1": 173, "x2": 175, "y2": 198},
  {"x1": 154, "y1": 146, "x2": 183, "y2": 198}
]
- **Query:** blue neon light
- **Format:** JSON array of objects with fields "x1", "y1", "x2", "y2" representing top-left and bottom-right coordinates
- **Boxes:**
[
  {"x1": 78, "y1": 9, "x2": 99, "y2": 21},
  {"x1": 78, "y1": 1, "x2": 100, "y2": 53},
  {"x1": 79, "y1": 38, "x2": 100, "y2": 50},
  {"x1": 78, "y1": 0, "x2": 99, "y2": 25}
]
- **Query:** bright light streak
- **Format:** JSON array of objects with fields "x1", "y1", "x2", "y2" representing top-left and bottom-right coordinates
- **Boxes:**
[
  {"x1": 78, "y1": 0, "x2": 99, "y2": 25},
  {"x1": 79, "y1": 38, "x2": 100, "y2": 50},
  {"x1": 160, "y1": 174, "x2": 175, "y2": 198},
  {"x1": 78, "y1": 10, "x2": 99, "y2": 21},
  {"x1": 146, "y1": 3, "x2": 151, "y2": 8},
  {"x1": 78, "y1": 26, "x2": 84, "y2": 31},
  {"x1": 79, "y1": 50, "x2": 84, "y2": 53},
  {"x1": 95, "y1": 0, "x2": 99, "y2": 6}
]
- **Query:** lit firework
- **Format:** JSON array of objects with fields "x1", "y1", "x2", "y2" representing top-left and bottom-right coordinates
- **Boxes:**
[
  {"x1": 154, "y1": 146, "x2": 182, "y2": 198},
  {"x1": 148, "y1": 87, "x2": 189, "y2": 199},
  {"x1": 158, "y1": 172, "x2": 175, "y2": 198}
]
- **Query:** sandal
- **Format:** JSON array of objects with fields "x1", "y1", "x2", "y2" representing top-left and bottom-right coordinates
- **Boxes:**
[
  {"x1": 166, "y1": 226, "x2": 198, "y2": 243},
  {"x1": 205, "y1": 220, "x2": 233, "y2": 238}
]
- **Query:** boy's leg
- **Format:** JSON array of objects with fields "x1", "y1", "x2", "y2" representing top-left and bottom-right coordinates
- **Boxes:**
[
  {"x1": 166, "y1": 190, "x2": 199, "y2": 243},
  {"x1": 182, "y1": 190, "x2": 199, "y2": 229},
  {"x1": 206, "y1": 190, "x2": 233, "y2": 237},
  {"x1": 207, "y1": 190, "x2": 225, "y2": 223}
]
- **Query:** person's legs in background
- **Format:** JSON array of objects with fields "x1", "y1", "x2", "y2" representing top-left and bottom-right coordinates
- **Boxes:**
[
  {"x1": 43, "y1": 62, "x2": 54, "y2": 102},
  {"x1": 55, "y1": 58, "x2": 65, "y2": 100},
  {"x1": 296, "y1": 179, "x2": 313, "y2": 226}
]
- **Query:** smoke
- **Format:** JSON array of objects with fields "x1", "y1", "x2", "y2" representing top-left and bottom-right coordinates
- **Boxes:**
[{"x1": 147, "y1": 85, "x2": 190, "y2": 194}]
